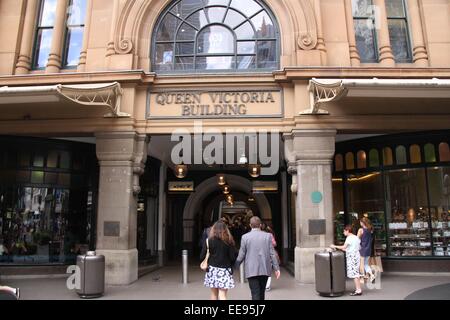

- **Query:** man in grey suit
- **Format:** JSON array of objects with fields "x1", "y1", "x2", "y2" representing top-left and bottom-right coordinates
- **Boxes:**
[{"x1": 235, "y1": 216, "x2": 281, "y2": 300}]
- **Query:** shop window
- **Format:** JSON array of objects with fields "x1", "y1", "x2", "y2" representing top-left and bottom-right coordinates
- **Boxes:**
[
  {"x1": 424, "y1": 143, "x2": 436, "y2": 163},
  {"x1": 152, "y1": 0, "x2": 279, "y2": 72},
  {"x1": 18, "y1": 152, "x2": 31, "y2": 167},
  {"x1": 62, "y1": 0, "x2": 87, "y2": 68},
  {"x1": 347, "y1": 172, "x2": 387, "y2": 256},
  {"x1": 47, "y1": 151, "x2": 58, "y2": 168},
  {"x1": 426, "y1": 167, "x2": 450, "y2": 256},
  {"x1": 357, "y1": 151, "x2": 367, "y2": 169},
  {"x1": 439, "y1": 142, "x2": 450, "y2": 162},
  {"x1": 383, "y1": 147, "x2": 393, "y2": 166},
  {"x1": 45, "y1": 172, "x2": 58, "y2": 184},
  {"x1": 385, "y1": 168, "x2": 431, "y2": 257},
  {"x1": 335, "y1": 154, "x2": 344, "y2": 172},
  {"x1": 32, "y1": 0, "x2": 57, "y2": 69},
  {"x1": 58, "y1": 173, "x2": 71, "y2": 187},
  {"x1": 16, "y1": 171, "x2": 30, "y2": 183},
  {"x1": 396, "y1": 145, "x2": 407, "y2": 165},
  {"x1": 410, "y1": 144, "x2": 422, "y2": 164},
  {"x1": 346, "y1": 152, "x2": 355, "y2": 170},
  {"x1": 352, "y1": 0, "x2": 378, "y2": 62},
  {"x1": 31, "y1": 171, "x2": 45, "y2": 184},
  {"x1": 386, "y1": 0, "x2": 412, "y2": 62},
  {"x1": 369, "y1": 149, "x2": 380, "y2": 167},
  {"x1": 59, "y1": 151, "x2": 71, "y2": 169},
  {"x1": 33, "y1": 153, "x2": 45, "y2": 167},
  {"x1": 332, "y1": 176, "x2": 345, "y2": 245}
]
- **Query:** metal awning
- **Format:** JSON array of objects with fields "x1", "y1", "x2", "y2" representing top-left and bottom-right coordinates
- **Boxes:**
[
  {"x1": 0, "y1": 82, "x2": 129, "y2": 118},
  {"x1": 303, "y1": 78, "x2": 450, "y2": 115}
]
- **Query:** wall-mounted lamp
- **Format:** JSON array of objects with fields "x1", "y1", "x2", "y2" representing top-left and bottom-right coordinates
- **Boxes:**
[
  {"x1": 249, "y1": 164, "x2": 261, "y2": 178},
  {"x1": 223, "y1": 185, "x2": 230, "y2": 195},
  {"x1": 174, "y1": 164, "x2": 188, "y2": 179}
]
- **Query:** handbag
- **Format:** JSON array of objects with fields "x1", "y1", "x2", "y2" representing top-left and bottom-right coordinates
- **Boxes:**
[{"x1": 200, "y1": 239, "x2": 210, "y2": 271}]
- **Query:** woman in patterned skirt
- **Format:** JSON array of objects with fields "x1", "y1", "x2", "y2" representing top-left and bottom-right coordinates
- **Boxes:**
[
  {"x1": 331, "y1": 225, "x2": 363, "y2": 296},
  {"x1": 200, "y1": 220, "x2": 238, "y2": 300}
]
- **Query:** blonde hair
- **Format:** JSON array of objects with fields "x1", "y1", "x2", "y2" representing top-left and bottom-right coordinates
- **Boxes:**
[{"x1": 361, "y1": 217, "x2": 373, "y2": 232}]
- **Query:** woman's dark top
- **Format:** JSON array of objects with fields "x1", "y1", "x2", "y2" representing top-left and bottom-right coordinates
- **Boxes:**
[
  {"x1": 200, "y1": 237, "x2": 237, "y2": 269},
  {"x1": 360, "y1": 227, "x2": 373, "y2": 257}
]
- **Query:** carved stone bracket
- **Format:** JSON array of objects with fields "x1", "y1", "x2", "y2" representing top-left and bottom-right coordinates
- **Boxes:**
[
  {"x1": 301, "y1": 79, "x2": 348, "y2": 115},
  {"x1": 132, "y1": 135, "x2": 149, "y2": 196},
  {"x1": 297, "y1": 0, "x2": 318, "y2": 50}
]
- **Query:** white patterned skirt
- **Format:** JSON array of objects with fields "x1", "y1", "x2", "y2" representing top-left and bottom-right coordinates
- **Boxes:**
[
  {"x1": 346, "y1": 251, "x2": 361, "y2": 279},
  {"x1": 204, "y1": 266, "x2": 235, "y2": 290}
]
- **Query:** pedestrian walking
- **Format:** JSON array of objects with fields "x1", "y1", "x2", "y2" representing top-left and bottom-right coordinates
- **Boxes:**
[
  {"x1": 358, "y1": 217, "x2": 375, "y2": 283},
  {"x1": 235, "y1": 217, "x2": 280, "y2": 301},
  {"x1": 200, "y1": 221, "x2": 238, "y2": 300},
  {"x1": 331, "y1": 225, "x2": 362, "y2": 296}
]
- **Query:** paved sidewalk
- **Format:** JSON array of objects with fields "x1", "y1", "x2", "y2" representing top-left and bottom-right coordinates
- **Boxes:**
[{"x1": 2, "y1": 266, "x2": 450, "y2": 300}]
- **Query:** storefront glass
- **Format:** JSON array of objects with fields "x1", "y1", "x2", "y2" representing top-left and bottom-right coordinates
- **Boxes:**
[
  {"x1": 385, "y1": 168, "x2": 432, "y2": 257},
  {"x1": 427, "y1": 167, "x2": 450, "y2": 257},
  {"x1": 334, "y1": 131, "x2": 450, "y2": 259},
  {"x1": 347, "y1": 172, "x2": 387, "y2": 256},
  {"x1": 0, "y1": 137, "x2": 98, "y2": 265}
]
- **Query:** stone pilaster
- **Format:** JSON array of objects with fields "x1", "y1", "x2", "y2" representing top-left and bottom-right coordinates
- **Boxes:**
[
  {"x1": 15, "y1": 0, "x2": 39, "y2": 74},
  {"x1": 45, "y1": 0, "x2": 68, "y2": 73},
  {"x1": 285, "y1": 129, "x2": 336, "y2": 284},
  {"x1": 95, "y1": 132, "x2": 149, "y2": 285},
  {"x1": 344, "y1": 0, "x2": 361, "y2": 66},
  {"x1": 407, "y1": 0, "x2": 429, "y2": 67},
  {"x1": 77, "y1": 0, "x2": 93, "y2": 72},
  {"x1": 373, "y1": 0, "x2": 395, "y2": 66}
]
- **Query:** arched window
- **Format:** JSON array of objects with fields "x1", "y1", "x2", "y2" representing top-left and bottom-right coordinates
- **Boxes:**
[
  {"x1": 410, "y1": 144, "x2": 422, "y2": 164},
  {"x1": 424, "y1": 143, "x2": 436, "y2": 163},
  {"x1": 346, "y1": 152, "x2": 355, "y2": 170},
  {"x1": 383, "y1": 147, "x2": 393, "y2": 166},
  {"x1": 369, "y1": 149, "x2": 380, "y2": 167},
  {"x1": 357, "y1": 151, "x2": 367, "y2": 169},
  {"x1": 396, "y1": 145, "x2": 407, "y2": 165},
  {"x1": 439, "y1": 143, "x2": 450, "y2": 162},
  {"x1": 335, "y1": 154, "x2": 344, "y2": 172},
  {"x1": 152, "y1": 0, "x2": 279, "y2": 72}
]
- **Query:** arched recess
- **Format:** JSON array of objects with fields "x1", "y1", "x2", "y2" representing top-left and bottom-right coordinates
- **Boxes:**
[
  {"x1": 112, "y1": 0, "x2": 318, "y2": 70},
  {"x1": 182, "y1": 174, "x2": 272, "y2": 243}
]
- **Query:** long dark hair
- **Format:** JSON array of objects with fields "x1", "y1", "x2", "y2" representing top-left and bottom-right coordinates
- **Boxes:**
[{"x1": 209, "y1": 221, "x2": 235, "y2": 246}]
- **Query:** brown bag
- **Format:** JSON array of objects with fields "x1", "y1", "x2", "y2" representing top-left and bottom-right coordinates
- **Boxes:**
[{"x1": 200, "y1": 239, "x2": 210, "y2": 271}]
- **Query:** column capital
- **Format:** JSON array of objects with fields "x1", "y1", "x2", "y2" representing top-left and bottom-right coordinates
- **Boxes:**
[{"x1": 95, "y1": 132, "x2": 148, "y2": 162}]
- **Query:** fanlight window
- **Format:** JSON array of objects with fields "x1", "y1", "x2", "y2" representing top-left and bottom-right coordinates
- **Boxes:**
[{"x1": 152, "y1": 0, "x2": 279, "y2": 72}]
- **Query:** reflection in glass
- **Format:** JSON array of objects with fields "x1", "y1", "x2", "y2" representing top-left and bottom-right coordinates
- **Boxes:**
[
  {"x1": 427, "y1": 167, "x2": 450, "y2": 256},
  {"x1": 439, "y1": 143, "x2": 450, "y2": 162},
  {"x1": 396, "y1": 145, "x2": 407, "y2": 165},
  {"x1": 410, "y1": 144, "x2": 422, "y2": 164},
  {"x1": 335, "y1": 154, "x2": 344, "y2": 172},
  {"x1": 369, "y1": 149, "x2": 380, "y2": 167},
  {"x1": 353, "y1": 0, "x2": 377, "y2": 62},
  {"x1": 383, "y1": 147, "x2": 393, "y2": 166},
  {"x1": 385, "y1": 169, "x2": 431, "y2": 257},
  {"x1": 332, "y1": 176, "x2": 345, "y2": 244},
  {"x1": 153, "y1": 0, "x2": 278, "y2": 72},
  {"x1": 347, "y1": 172, "x2": 386, "y2": 256},
  {"x1": 386, "y1": 0, "x2": 411, "y2": 62}
]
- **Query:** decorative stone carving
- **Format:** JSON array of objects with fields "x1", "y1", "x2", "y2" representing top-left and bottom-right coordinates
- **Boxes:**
[{"x1": 297, "y1": 0, "x2": 318, "y2": 50}]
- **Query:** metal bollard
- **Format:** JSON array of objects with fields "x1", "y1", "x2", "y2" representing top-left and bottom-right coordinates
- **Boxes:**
[
  {"x1": 182, "y1": 250, "x2": 189, "y2": 284},
  {"x1": 240, "y1": 262, "x2": 246, "y2": 284}
]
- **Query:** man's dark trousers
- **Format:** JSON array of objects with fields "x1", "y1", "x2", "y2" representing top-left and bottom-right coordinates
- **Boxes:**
[{"x1": 248, "y1": 276, "x2": 269, "y2": 300}]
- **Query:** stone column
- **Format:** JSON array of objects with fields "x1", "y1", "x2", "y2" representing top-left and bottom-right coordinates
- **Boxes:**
[
  {"x1": 45, "y1": 0, "x2": 68, "y2": 73},
  {"x1": 285, "y1": 129, "x2": 336, "y2": 283},
  {"x1": 15, "y1": 0, "x2": 39, "y2": 74},
  {"x1": 373, "y1": 0, "x2": 395, "y2": 66},
  {"x1": 157, "y1": 163, "x2": 167, "y2": 267},
  {"x1": 95, "y1": 132, "x2": 149, "y2": 285},
  {"x1": 344, "y1": 0, "x2": 361, "y2": 66},
  {"x1": 407, "y1": 0, "x2": 429, "y2": 67},
  {"x1": 77, "y1": 0, "x2": 93, "y2": 72}
]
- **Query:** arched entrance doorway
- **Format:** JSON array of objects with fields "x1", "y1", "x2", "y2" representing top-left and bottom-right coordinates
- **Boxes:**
[{"x1": 182, "y1": 174, "x2": 272, "y2": 254}]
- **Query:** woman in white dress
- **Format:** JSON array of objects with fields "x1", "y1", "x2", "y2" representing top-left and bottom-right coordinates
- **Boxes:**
[{"x1": 331, "y1": 225, "x2": 363, "y2": 296}]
